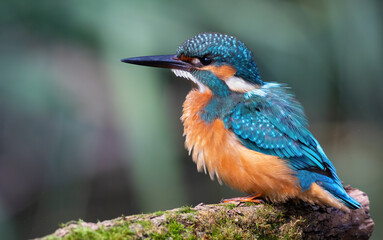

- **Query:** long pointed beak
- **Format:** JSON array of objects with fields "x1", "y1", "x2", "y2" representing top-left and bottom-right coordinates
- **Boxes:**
[{"x1": 121, "y1": 54, "x2": 191, "y2": 71}]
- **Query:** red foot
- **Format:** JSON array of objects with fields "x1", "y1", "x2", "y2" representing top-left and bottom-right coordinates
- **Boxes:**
[{"x1": 222, "y1": 193, "x2": 264, "y2": 204}]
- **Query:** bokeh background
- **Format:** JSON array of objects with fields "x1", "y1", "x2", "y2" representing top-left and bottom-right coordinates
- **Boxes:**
[{"x1": 1, "y1": 0, "x2": 382, "y2": 239}]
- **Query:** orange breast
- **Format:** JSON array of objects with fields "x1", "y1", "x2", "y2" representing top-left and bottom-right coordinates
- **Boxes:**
[
  {"x1": 182, "y1": 89, "x2": 300, "y2": 201},
  {"x1": 181, "y1": 89, "x2": 349, "y2": 211}
]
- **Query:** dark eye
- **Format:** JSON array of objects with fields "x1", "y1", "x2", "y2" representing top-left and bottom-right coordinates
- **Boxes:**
[{"x1": 200, "y1": 57, "x2": 212, "y2": 65}]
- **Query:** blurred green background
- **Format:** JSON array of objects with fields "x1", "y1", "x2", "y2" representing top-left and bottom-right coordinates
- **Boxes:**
[{"x1": 1, "y1": 0, "x2": 382, "y2": 239}]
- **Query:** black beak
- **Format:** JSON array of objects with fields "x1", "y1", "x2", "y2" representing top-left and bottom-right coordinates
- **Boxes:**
[{"x1": 121, "y1": 54, "x2": 191, "y2": 71}]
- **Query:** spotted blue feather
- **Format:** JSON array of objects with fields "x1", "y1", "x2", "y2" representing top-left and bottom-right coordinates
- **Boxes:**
[{"x1": 222, "y1": 83, "x2": 360, "y2": 209}]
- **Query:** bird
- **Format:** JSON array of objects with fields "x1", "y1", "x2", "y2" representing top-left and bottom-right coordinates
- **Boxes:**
[{"x1": 121, "y1": 32, "x2": 360, "y2": 212}]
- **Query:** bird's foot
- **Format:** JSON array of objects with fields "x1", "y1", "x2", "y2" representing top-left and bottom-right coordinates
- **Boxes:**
[{"x1": 221, "y1": 193, "x2": 264, "y2": 204}]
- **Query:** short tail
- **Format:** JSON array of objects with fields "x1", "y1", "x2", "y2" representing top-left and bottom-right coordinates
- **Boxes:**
[
  {"x1": 314, "y1": 143, "x2": 361, "y2": 209},
  {"x1": 317, "y1": 176, "x2": 361, "y2": 209}
]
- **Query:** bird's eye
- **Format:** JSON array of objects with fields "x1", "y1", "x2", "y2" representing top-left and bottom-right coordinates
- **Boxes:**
[
  {"x1": 190, "y1": 56, "x2": 212, "y2": 66},
  {"x1": 200, "y1": 57, "x2": 212, "y2": 65}
]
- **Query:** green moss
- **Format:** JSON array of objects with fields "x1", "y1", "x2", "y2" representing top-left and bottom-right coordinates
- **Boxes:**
[
  {"x1": 246, "y1": 204, "x2": 303, "y2": 239},
  {"x1": 45, "y1": 235, "x2": 61, "y2": 240},
  {"x1": 208, "y1": 212, "x2": 252, "y2": 239},
  {"x1": 44, "y1": 204, "x2": 304, "y2": 240},
  {"x1": 45, "y1": 220, "x2": 135, "y2": 240},
  {"x1": 153, "y1": 210, "x2": 165, "y2": 217},
  {"x1": 186, "y1": 214, "x2": 195, "y2": 221},
  {"x1": 224, "y1": 203, "x2": 237, "y2": 210},
  {"x1": 176, "y1": 205, "x2": 196, "y2": 214},
  {"x1": 201, "y1": 207, "x2": 253, "y2": 239},
  {"x1": 192, "y1": 204, "x2": 303, "y2": 240},
  {"x1": 145, "y1": 215, "x2": 196, "y2": 240},
  {"x1": 134, "y1": 220, "x2": 152, "y2": 229},
  {"x1": 245, "y1": 202, "x2": 256, "y2": 207},
  {"x1": 166, "y1": 218, "x2": 195, "y2": 240}
]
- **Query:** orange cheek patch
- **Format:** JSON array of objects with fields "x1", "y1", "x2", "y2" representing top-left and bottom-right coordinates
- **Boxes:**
[
  {"x1": 180, "y1": 55, "x2": 193, "y2": 62},
  {"x1": 200, "y1": 65, "x2": 236, "y2": 80}
]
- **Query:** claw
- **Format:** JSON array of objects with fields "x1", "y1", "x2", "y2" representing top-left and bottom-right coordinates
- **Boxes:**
[{"x1": 222, "y1": 193, "x2": 264, "y2": 204}]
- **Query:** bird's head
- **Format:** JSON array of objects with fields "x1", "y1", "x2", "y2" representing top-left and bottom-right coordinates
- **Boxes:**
[{"x1": 122, "y1": 32, "x2": 263, "y2": 97}]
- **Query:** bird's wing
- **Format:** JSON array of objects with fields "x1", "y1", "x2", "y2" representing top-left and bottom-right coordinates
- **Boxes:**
[{"x1": 223, "y1": 83, "x2": 341, "y2": 185}]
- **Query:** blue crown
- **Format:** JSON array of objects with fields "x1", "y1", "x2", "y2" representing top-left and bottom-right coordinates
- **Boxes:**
[{"x1": 176, "y1": 32, "x2": 262, "y2": 84}]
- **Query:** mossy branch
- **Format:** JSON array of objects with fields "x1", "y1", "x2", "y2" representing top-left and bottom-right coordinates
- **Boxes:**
[{"x1": 40, "y1": 186, "x2": 373, "y2": 239}]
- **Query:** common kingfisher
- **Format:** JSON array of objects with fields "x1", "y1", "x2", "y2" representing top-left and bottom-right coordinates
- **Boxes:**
[{"x1": 121, "y1": 32, "x2": 360, "y2": 212}]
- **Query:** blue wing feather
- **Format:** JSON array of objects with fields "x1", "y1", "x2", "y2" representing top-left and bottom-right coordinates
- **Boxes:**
[
  {"x1": 223, "y1": 83, "x2": 331, "y2": 173},
  {"x1": 223, "y1": 83, "x2": 360, "y2": 209}
]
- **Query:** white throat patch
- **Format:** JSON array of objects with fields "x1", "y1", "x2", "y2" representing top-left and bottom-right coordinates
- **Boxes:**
[
  {"x1": 225, "y1": 76, "x2": 257, "y2": 92},
  {"x1": 171, "y1": 69, "x2": 206, "y2": 92}
]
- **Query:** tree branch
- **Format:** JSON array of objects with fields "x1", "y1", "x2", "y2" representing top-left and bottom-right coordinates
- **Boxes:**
[{"x1": 40, "y1": 186, "x2": 374, "y2": 239}]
